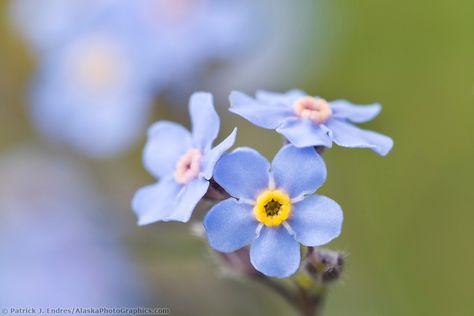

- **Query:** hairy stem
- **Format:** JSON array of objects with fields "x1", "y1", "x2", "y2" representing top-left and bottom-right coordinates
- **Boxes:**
[{"x1": 296, "y1": 285, "x2": 326, "y2": 316}]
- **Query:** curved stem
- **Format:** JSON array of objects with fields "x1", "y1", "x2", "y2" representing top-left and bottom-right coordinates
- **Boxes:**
[
  {"x1": 255, "y1": 275, "x2": 299, "y2": 310},
  {"x1": 296, "y1": 285, "x2": 326, "y2": 316},
  {"x1": 256, "y1": 273, "x2": 327, "y2": 316}
]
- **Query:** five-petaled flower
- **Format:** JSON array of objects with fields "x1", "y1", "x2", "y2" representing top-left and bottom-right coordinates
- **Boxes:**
[
  {"x1": 229, "y1": 90, "x2": 394, "y2": 156},
  {"x1": 204, "y1": 144, "x2": 343, "y2": 278},
  {"x1": 132, "y1": 92, "x2": 236, "y2": 224}
]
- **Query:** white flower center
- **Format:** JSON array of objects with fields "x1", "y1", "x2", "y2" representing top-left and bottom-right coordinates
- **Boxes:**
[
  {"x1": 293, "y1": 96, "x2": 332, "y2": 124},
  {"x1": 174, "y1": 149, "x2": 202, "y2": 184}
]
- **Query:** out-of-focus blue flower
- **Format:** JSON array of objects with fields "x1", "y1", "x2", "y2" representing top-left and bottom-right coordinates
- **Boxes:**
[
  {"x1": 133, "y1": 92, "x2": 237, "y2": 225},
  {"x1": 29, "y1": 23, "x2": 155, "y2": 158},
  {"x1": 17, "y1": 0, "x2": 261, "y2": 157},
  {"x1": 116, "y1": 0, "x2": 261, "y2": 88},
  {"x1": 204, "y1": 144, "x2": 343, "y2": 278},
  {"x1": 230, "y1": 90, "x2": 394, "y2": 156},
  {"x1": 210, "y1": 1, "x2": 337, "y2": 97},
  {"x1": 0, "y1": 147, "x2": 148, "y2": 306},
  {"x1": 9, "y1": 0, "x2": 114, "y2": 54},
  {"x1": 11, "y1": 0, "x2": 261, "y2": 89}
]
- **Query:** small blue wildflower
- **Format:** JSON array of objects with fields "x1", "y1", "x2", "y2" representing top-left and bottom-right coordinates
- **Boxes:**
[
  {"x1": 0, "y1": 147, "x2": 147, "y2": 306},
  {"x1": 9, "y1": 0, "x2": 114, "y2": 54},
  {"x1": 115, "y1": 0, "x2": 261, "y2": 89},
  {"x1": 204, "y1": 144, "x2": 343, "y2": 278},
  {"x1": 133, "y1": 93, "x2": 237, "y2": 225},
  {"x1": 230, "y1": 90, "x2": 394, "y2": 156},
  {"x1": 29, "y1": 23, "x2": 155, "y2": 158}
]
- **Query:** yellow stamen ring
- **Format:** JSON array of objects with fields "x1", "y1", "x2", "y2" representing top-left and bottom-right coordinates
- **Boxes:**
[{"x1": 253, "y1": 190, "x2": 292, "y2": 227}]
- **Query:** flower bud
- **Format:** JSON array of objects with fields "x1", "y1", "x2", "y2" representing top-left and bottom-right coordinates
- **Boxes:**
[{"x1": 305, "y1": 248, "x2": 345, "y2": 284}]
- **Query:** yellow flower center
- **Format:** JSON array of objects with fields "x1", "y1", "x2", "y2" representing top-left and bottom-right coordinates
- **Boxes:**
[{"x1": 254, "y1": 190, "x2": 292, "y2": 227}]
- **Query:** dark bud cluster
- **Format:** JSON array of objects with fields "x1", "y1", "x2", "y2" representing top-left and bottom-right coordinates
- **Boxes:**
[{"x1": 305, "y1": 248, "x2": 345, "y2": 284}]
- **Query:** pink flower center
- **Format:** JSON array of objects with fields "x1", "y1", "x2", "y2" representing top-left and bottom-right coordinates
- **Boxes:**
[
  {"x1": 293, "y1": 96, "x2": 332, "y2": 124},
  {"x1": 150, "y1": 0, "x2": 200, "y2": 25},
  {"x1": 175, "y1": 149, "x2": 202, "y2": 184}
]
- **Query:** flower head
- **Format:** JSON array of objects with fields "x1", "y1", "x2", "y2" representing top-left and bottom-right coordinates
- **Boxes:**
[
  {"x1": 204, "y1": 144, "x2": 343, "y2": 278},
  {"x1": 229, "y1": 90, "x2": 394, "y2": 156},
  {"x1": 9, "y1": 0, "x2": 114, "y2": 54},
  {"x1": 133, "y1": 92, "x2": 237, "y2": 225},
  {"x1": 29, "y1": 23, "x2": 155, "y2": 158},
  {"x1": 118, "y1": 0, "x2": 261, "y2": 88},
  {"x1": 0, "y1": 146, "x2": 147, "y2": 306}
]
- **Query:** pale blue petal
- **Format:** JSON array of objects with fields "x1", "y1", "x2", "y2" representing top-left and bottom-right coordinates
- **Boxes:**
[
  {"x1": 143, "y1": 121, "x2": 193, "y2": 179},
  {"x1": 166, "y1": 177, "x2": 210, "y2": 222},
  {"x1": 255, "y1": 89, "x2": 306, "y2": 105},
  {"x1": 204, "y1": 198, "x2": 258, "y2": 252},
  {"x1": 250, "y1": 227, "x2": 300, "y2": 278},
  {"x1": 330, "y1": 100, "x2": 381, "y2": 123},
  {"x1": 276, "y1": 118, "x2": 333, "y2": 148},
  {"x1": 288, "y1": 195, "x2": 343, "y2": 246},
  {"x1": 271, "y1": 145, "x2": 327, "y2": 198},
  {"x1": 190, "y1": 92, "x2": 220, "y2": 151},
  {"x1": 229, "y1": 91, "x2": 293, "y2": 129},
  {"x1": 326, "y1": 119, "x2": 394, "y2": 156},
  {"x1": 214, "y1": 147, "x2": 270, "y2": 200},
  {"x1": 132, "y1": 177, "x2": 182, "y2": 226},
  {"x1": 201, "y1": 128, "x2": 237, "y2": 180}
]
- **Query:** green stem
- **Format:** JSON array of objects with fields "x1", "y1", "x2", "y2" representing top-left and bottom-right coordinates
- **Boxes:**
[
  {"x1": 255, "y1": 275, "x2": 299, "y2": 310},
  {"x1": 257, "y1": 274, "x2": 327, "y2": 316},
  {"x1": 296, "y1": 285, "x2": 326, "y2": 316}
]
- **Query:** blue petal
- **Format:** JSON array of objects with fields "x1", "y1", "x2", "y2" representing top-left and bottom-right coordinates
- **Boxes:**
[
  {"x1": 214, "y1": 147, "x2": 270, "y2": 200},
  {"x1": 276, "y1": 118, "x2": 333, "y2": 148},
  {"x1": 229, "y1": 91, "x2": 293, "y2": 129},
  {"x1": 326, "y1": 119, "x2": 394, "y2": 156},
  {"x1": 166, "y1": 177, "x2": 210, "y2": 222},
  {"x1": 255, "y1": 89, "x2": 306, "y2": 105},
  {"x1": 201, "y1": 128, "x2": 237, "y2": 180},
  {"x1": 132, "y1": 177, "x2": 182, "y2": 225},
  {"x1": 204, "y1": 198, "x2": 258, "y2": 252},
  {"x1": 250, "y1": 227, "x2": 300, "y2": 278},
  {"x1": 189, "y1": 92, "x2": 220, "y2": 151},
  {"x1": 288, "y1": 195, "x2": 343, "y2": 246},
  {"x1": 271, "y1": 145, "x2": 327, "y2": 199},
  {"x1": 330, "y1": 100, "x2": 381, "y2": 123},
  {"x1": 143, "y1": 121, "x2": 193, "y2": 178}
]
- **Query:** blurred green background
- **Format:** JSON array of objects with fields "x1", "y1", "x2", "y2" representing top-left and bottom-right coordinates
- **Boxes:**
[{"x1": 1, "y1": 0, "x2": 473, "y2": 315}]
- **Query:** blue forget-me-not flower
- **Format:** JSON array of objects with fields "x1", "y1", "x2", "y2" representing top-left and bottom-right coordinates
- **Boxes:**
[
  {"x1": 204, "y1": 144, "x2": 343, "y2": 278},
  {"x1": 0, "y1": 147, "x2": 148, "y2": 306},
  {"x1": 10, "y1": 0, "x2": 114, "y2": 54},
  {"x1": 230, "y1": 90, "x2": 394, "y2": 155},
  {"x1": 118, "y1": 0, "x2": 261, "y2": 89},
  {"x1": 29, "y1": 23, "x2": 155, "y2": 158},
  {"x1": 133, "y1": 93, "x2": 237, "y2": 225}
]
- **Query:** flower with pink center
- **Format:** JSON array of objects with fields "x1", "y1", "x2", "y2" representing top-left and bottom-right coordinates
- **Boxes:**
[
  {"x1": 132, "y1": 92, "x2": 237, "y2": 224},
  {"x1": 174, "y1": 149, "x2": 202, "y2": 184},
  {"x1": 115, "y1": 0, "x2": 261, "y2": 89},
  {"x1": 153, "y1": 0, "x2": 200, "y2": 25},
  {"x1": 293, "y1": 96, "x2": 332, "y2": 124},
  {"x1": 229, "y1": 89, "x2": 393, "y2": 156}
]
